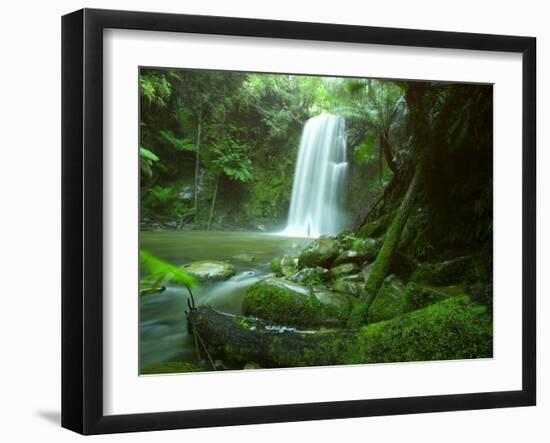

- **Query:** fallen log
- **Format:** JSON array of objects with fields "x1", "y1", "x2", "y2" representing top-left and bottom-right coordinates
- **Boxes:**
[{"x1": 187, "y1": 295, "x2": 492, "y2": 369}]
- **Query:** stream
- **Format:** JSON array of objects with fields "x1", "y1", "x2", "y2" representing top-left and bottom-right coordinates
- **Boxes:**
[{"x1": 139, "y1": 230, "x2": 311, "y2": 371}]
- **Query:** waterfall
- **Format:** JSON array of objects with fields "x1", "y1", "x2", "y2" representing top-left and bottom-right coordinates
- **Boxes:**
[{"x1": 283, "y1": 114, "x2": 348, "y2": 238}]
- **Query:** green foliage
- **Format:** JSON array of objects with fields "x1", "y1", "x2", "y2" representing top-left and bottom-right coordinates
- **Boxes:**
[
  {"x1": 354, "y1": 133, "x2": 376, "y2": 164},
  {"x1": 159, "y1": 130, "x2": 196, "y2": 152},
  {"x1": 139, "y1": 250, "x2": 196, "y2": 295},
  {"x1": 139, "y1": 146, "x2": 159, "y2": 179},
  {"x1": 140, "y1": 146, "x2": 160, "y2": 161},
  {"x1": 140, "y1": 71, "x2": 172, "y2": 108},
  {"x1": 211, "y1": 133, "x2": 253, "y2": 183}
]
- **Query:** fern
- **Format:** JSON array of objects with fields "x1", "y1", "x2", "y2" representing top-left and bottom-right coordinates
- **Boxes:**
[{"x1": 140, "y1": 250, "x2": 196, "y2": 297}]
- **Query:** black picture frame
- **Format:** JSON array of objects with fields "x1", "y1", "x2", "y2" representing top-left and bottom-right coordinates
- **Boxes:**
[{"x1": 61, "y1": 8, "x2": 536, "y2": 435}]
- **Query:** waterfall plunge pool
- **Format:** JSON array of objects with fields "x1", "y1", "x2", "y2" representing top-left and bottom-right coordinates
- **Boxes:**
[{"x1": 139, "y1": 230, "x2": 311, "y2": 371}]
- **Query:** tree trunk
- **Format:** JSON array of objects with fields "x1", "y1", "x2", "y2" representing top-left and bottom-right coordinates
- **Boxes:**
[
  {"x1": 348, "y1": 166, "x2": 422, "y2": 327},
  {"x1": 187, "y1": 297, "x2": 491, "y2": 368},
  {"x1": 380, "y1": 131, "x2": 398, "y2": 174},
  {"x1": 366, "y1": 166, "x2": 421, "y2": 299},
  {"x1": 193, "y1": 112, "x2": 203, "y2": 221},
  {"x1": 206, "y1": 176, "x2": 219, "y2": 231}
]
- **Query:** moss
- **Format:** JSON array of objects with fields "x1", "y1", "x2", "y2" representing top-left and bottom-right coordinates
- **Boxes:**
[
  {"x1": 357, "y1": 212, "x2": 394, "y2": 238},
  {"x1": 403, "y1": 282, "x2": 458, "y2": 312},
  {"x1": 298, "y1": 236, "x2": 339, "y2": 268},
  {"x1": 410, "y1": 256, "x2": 471, "y2": 286},
  {"x1": 237, "y1": 317, "x2": 252, "y2": 330},
  {"x1": 190, "y1": 296, "x2": 492, "y2": 369},
  {"x1": 242, "y1": 278, "x2": 344, "y2": 327},
  {"x1": 269, "y1": 256, "x2": 282, "y2": 275},
  {"x1": 287, "y1": 267, "x2": 328, "y2": 286},
  {"x1": 141, "y1": 361, "x2": 204, "y2": 375},
  {"x1": 346, "y1": 301, "x2": 370, "y2": 329},
  {"x1": 329, "y1": 262, "x2": 360, "y2": 278},
  {"x1": 348, "y1": 296, "x2": 492, "y2": 364},
  {"x1": 367, "y1": 275, "x2": 406, "y2": 323}
]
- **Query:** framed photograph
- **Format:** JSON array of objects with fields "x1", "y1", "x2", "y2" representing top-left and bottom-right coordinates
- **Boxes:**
[{"x1": 62, "y1": 8, "x2": 536, "y2": 435}]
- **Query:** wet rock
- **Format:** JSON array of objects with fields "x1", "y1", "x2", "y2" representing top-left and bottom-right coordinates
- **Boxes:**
[
  {"x1": 329, "y1": 262, "x2": 360, "y2": 278},
  {"x1": 332, "y1": 278, "x2": 365, "y2": 297},
  {"x1": 298, "y1": 235, "x2": 339, "y2": 268},
  {"x1": 287, "y1": 266, "x2": 329, "y2": 285},
  {"x1": 281, "y1": 255, "x2": 298, "y2": 277},
  {"x1": 313, "y1": 290, "x2": 355, "y2": 312},
  {"x1": 181, "y1": 260, "x2": 236, "y2": 282},
  {"x1": 333, "y1": 238, "x2": 380, "y2": 266}
]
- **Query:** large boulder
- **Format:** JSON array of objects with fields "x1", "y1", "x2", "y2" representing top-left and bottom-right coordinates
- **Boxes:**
[
  {"x1": 181, "y1": 260, "x2": 236, "y2": 282},
  {"x1": 242, "y1": 277, "x2": 351, "y2": 327},
  {"x1": 298, "y1": 236, "x2": 339, "y2": 268},
  {"x1": 367, "y1": 274, "x2": 406, "y2": 323}
]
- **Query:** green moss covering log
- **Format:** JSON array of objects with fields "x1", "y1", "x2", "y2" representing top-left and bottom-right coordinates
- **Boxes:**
[
  {"x1": 242, "y1": 277, "x2": 351, "y2": 327},
  {"x1": 188, "y1": 296, "x2": 492, "y2": 368}
]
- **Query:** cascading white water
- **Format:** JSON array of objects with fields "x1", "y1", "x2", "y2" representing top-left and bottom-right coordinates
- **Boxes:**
[{"x1": 283, "y1": 114, "x2": 348, "y2": 237}]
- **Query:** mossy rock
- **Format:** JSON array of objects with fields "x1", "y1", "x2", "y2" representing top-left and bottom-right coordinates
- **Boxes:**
[
  {"x1": 269, "y1": 256, "x2": 283, "y2": 275},
  {"x1": 242, "y1": 277, "x2": 350, "y2": 327},
  {"x1": 410, "y1": 256, "x2": 471, "y2": 286},
  {"x1": 141, "y1": 361, "x2": 204, "y2": 375},
  {"x1": 181, "y1": 260, "x2": 236, "y2": 282},
  {"x1": 333, "y1": 238, "x2": 380, "y2": 266},
  {"x1": 287, "y1": 266, "x2": 329, "y2": 285},
  {"x1": 332, "y1": 277, "x2": 366, "y2": 297},
  {"x1": 349, "y1": 295, "x2": 493, "y2": 364},
  {"x1": 298, "y1": 236, "x2": 339, "y2": 268},
  {"x1": 367, "y1": 274, "x2": 406, "y2": 323},
  {"x1": 329, "y1": 262, "x2": 360, "y2": 278},
  {"x1": 281, "y1": 255, "x2": 298, "y2": 277}
]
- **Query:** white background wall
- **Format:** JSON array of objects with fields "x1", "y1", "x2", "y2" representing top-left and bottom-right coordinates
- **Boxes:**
[{"x1": 0, "y1": 0, "x2": 547, "y2": 441}]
